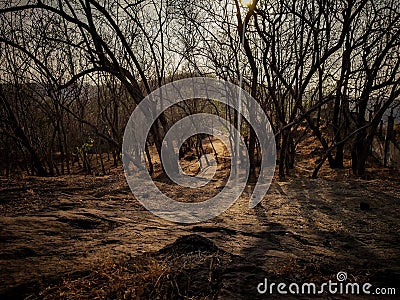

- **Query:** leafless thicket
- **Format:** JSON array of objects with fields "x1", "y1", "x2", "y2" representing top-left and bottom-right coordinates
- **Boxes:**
[{"x1": 0, "y1": 0, "x2": 399, "y2": 179}]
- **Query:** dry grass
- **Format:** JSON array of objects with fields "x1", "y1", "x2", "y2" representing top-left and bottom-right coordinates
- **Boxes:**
[
  {"x1": 36, "y1": 247, "x2": 232, "y2": 300},
  {"x1": 37, "y1": 255, "x2": 166, "y2": 300}
]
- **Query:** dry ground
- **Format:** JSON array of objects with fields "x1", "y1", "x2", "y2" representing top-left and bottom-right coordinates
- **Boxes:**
[{"x1": 0, "y1": 138, "x2": 399, "y2": 299}]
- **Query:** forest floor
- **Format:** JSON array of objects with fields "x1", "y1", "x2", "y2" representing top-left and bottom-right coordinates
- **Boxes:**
[{"x1": 0, "y1": 137, "x2": 399, "y2": 299}]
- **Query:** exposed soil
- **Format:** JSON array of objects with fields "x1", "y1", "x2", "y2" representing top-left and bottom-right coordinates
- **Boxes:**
[{"x1": 0, "y1": 139, "x2": 399, "y2": 299}]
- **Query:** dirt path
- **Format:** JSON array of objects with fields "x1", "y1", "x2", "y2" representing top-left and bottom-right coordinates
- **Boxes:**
[
  {"x1": 1, "y1": 137, "x2": 399, "y2": 298},
  {"x1": 0, "y1": 165, "x2": 399, "y2": 298}
]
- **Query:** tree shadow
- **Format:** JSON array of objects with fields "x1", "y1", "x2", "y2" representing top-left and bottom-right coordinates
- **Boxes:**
[{"x1": 238, "y1": 178, "x2": 400, "y2": 292}]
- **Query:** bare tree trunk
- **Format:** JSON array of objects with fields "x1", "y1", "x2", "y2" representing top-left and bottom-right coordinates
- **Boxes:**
[{"x1": 384, "y1": 111, "x2": 394, "y2": 167}]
